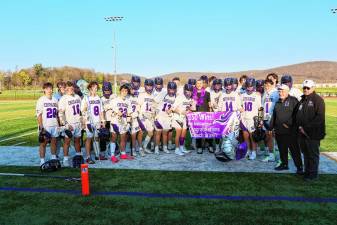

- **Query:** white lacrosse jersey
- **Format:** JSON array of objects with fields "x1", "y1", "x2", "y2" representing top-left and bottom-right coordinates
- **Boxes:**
[
  {"x1": 262, "y1": 88, "x2": 279, "y2": 121},
  {"x1": 129, "y1": 94, "x2": 140, "y2": 115},
  {"x1": 218, "y1": 91, "x2": 242, "y2": 112},
  {"x1": 155, "y1": 92, "x2": 176, "y2": 117},
  {"x1": 210, "y1": 90, "x2": 222, "y2": 111},
  {"x1": 101, "y1": 95, "x2": 115, "y2": 121},
  {"x1": 176, "y1": 86, "x2": 184, "y2": 96},
  {"x1": 241, "y1": 91, "x2": 262, "y2": 120},
  {"x1": 36, "y1": 96, "x2": 59, "y2": 127},
  {"x1": 172, "y1": 95, "x2": 193, "y2": 115},
  {"x1": 138, "y1": 92, "x2": 156, "y2": 115},
  {"x1": 58, "y1": 94, "x2": 82, "y2": 124},
  {"x1": 110, "y1": 96, "x2": 131, "y2": 121},
  {"x1": 81, "y1": 95, "x2": 103, "y2": 124}
]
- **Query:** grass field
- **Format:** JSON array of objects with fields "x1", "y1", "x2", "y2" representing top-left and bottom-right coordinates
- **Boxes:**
[
  {"x1": 0, "y1": 166, "x2": 337, "y2": 225},
  {"x1": 0, "y1": 98, "x2": 336, "y2": 151}
]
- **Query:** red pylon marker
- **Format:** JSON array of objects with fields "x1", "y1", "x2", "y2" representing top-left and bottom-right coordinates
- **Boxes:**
[{"x1": 81, "y1": 164, "x2": 90, "y2": 196}]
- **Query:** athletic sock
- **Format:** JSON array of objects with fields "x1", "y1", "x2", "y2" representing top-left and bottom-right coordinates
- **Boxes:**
[
  {"x1": 40, "y1": 158, "x2": 45, "y2": 164},
  {"x1": 75, "y1": 152, "x2": 82, "y2": 156},
  {"x1": 179, "y1": 137, "x2": 185, "y2": 146},
  {"x1": 163, "y1": 145, "x2": 168, "y2": 151},
  {"x1": 110, "y1": 142, "x2": 116, "y2": 155},
  {"x1": 64, "y1": 156, "x2": 69, "y2": 161},
  {"x1": 143, "y1": 136, "x2": 151, "y2": 148}
]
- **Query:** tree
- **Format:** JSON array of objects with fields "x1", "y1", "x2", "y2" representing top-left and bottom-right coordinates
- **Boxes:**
[{"x1": 17, "y1": 70, "x2": 32, "y2": 87}]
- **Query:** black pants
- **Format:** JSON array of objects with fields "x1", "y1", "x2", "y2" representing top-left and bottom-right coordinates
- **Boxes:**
[
  {"x1": 298, "y1": 137, "x2": 320, "y2": 178},
  {"x1": 196, "y1": 138, "x2": 213, "y2": 149},
  {"x1": 275, "y1": 134, "x2": 303, "y2": 169}
]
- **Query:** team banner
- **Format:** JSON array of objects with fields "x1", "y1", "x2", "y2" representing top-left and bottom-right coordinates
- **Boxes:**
[{"x1": 187, "y1": 111, "x2": 235, "y2": 138}]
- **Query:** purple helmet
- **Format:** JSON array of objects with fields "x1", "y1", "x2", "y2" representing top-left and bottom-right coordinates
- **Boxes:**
[
  {"x1": 167, "y1": 81, "x2": 177, "y2": 97},
  {"x1": 212, "y1": 79, "x2": 222, "y2": 93},
  {"x1": 102, "y1": 81, "x2": 112, "y2": 98},
  {"x1": 184, "y1": 84, "x2": 193, "y2": 99},
  {"x1": 223, "y1": 78, "x2": 233, "y2": 93},
  {"x1": 131, "y1": 76, "x2": 141, "y2": 90},
  {"x1": 144, "y1": 79, "x2": 154, "y2": 94},
  {"x1": 256, "y1": 79, "x2": 265, "y2": 95},
  {"x1": 245, "y1": 77, "x2": 256, "y2": 94},
  {"x1": 188, "y1": 78, "x2": 196, "y2": 86},
  {"x1": 281, "y1": 74, "x2": 293, "y2": 88},
  {"x1": 231, "y1": 78, "x2": 238, "y2": 91}
]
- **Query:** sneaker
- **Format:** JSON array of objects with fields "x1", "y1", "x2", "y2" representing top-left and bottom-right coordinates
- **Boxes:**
[
  {"x1": 120, "y1": 154, "x2": 134, "y2": 160},
  {"x1": 111, "y1": 155, "x2": 119, "y2": 163},
  {"x1": 274, "y1": 164, "x2": 289, "y2": 171},
  {"x1": 197, "y1": 148, "x2": 203, "y2": 154},
  {"x1": 86, "y1": 158, "x2": 95, "y2": 164},
  {"x1": 63, "y1": 159, "x2": 70, "y2": 167},
  {"x1": 139, "y1": 148, "x2": 146, "y2": 157},
  {"x1": 168, "y1": 143, "x2": 176, "y2": 150},
  {"x1": 180, "y1": 146, "x2": 190, "y2": 154},
  {"x1": 163, "y1": 147, "x2": 170, "y2": 154},
  {"x1": 261, "y1": 153, "x2": 275, "y2": 162},
  {"x1": 175, "y1": 148, "x2": 184, "y2": 156},
  {"x1": 248, "y1": 151, "x2": 256, "y2": 160}
]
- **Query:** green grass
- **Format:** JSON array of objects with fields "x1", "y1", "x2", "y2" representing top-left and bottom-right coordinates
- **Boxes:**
[
  {"x1": 0, "y1": 166, "x2": 336, "y2": 225},
  {"x1": 1, "y1": 98, "x2": 336, "y2": 151}
]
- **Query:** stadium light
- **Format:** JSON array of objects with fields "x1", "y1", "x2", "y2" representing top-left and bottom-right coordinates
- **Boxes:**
[{"x1": 105, "y1": 16, "x2": 124, "y2": 94}]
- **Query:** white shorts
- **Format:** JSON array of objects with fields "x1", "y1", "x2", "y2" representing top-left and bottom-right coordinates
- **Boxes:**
[
  {"x1": 241, "y1": 119, "x2": 255, "y2": 133},
  {"x1": 139, "y1": 118, "x2": 154, "y2": 132},
  {"x1": 85, "y1": 123, "x2": 100, "y2": 138},
  {"x1": 154, "y1": 116, "x2": 172, "y2": 131},
  {"x1": 67, "y1": 123, "x2": 82, "y2": 138},
  {"x1": 45, "y1": 126, "x2": 59, "y2": 138},
  {"x1": 172, "y1": 115, "x2": 187, "y2": 129},
  {"x1": 110, "y1": 122, "x2": 130, "y2": 135},
  {"x1": 130, "y1": 118, "x2": 141, "y2": 134}
]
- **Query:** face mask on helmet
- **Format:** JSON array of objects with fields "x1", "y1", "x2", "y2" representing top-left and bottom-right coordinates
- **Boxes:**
[
  {"x1": 231, "y1": 78, "x2": 238, "y2": 91},
  {"x1": 131, "y1": 76, "x2": 141, "y2": 90},
  {"x1": 223, "y1": 78, "x2": 232, "y2": 93},
  {"x1": 188, "y1": 79, "x2": 196, "y2": 86},
  {"x1": 256, "y1": 80, "x2": 264, "y2": 94},
  {"x1": 102, "y1": 82, "x2": 112, "y2": 98},
  {"x1": 167, "y1": 82, "x2": 177, "y2": 97},
  {"x1": 155, "y1": 84, "x2": 163, "y2": 92},
  {"x1": 144, "y1": 79, "x2": 154, "y2": 94},
  {"x1": 245, "y1": 78, "x2": 255, "y2": 94},
  {"x1": 184, "y1": 84, "x2": 193, "y2": 99}
]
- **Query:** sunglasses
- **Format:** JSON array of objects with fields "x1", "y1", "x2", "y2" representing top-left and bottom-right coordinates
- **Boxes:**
[{"x1": 303, "y1": 87, "x2": 311, "y2": 90}]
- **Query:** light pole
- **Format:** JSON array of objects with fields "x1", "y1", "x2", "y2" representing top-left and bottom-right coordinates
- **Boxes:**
[{"x1": 104, "y1": 16, "x2": 123, "y2": 94}]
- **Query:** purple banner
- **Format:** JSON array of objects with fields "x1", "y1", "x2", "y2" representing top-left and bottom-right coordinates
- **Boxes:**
[{"x1": 187, "y1": 111, "x2": 234, "y2": 138}]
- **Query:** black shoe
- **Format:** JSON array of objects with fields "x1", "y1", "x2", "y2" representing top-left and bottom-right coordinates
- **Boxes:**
[
  {"x1": 274, "y1": 164, "x2": 289, "y2": 171},
  {"x1": 296, "y1": 168, "x2": 304, "y2": 175},
  {"x1": 197, "y1": 148, "x2": 203, "y2": 154}
]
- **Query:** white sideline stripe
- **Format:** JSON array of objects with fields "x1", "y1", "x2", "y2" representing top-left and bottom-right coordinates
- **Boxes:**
[
  {"x1": 12, "y1": 142, "x2": 27, "y2": 146},
  {"x1": 0, "y1": 131, "x2": 36, "y2": 143}
]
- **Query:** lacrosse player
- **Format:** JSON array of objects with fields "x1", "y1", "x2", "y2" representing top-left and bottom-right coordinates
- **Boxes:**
[
  {"x1": 138, "y1": 79, "x2": 156, "y2": 153},
  {"x1": 153, "y1": 77, "x2": 166, "y2": 97},
  {"x1": 218, "y1": 78, "x2": 242, "y2": 113},
  {"x1": 209, "y1": 78, "x2": 223, "y2": 152},
  {"x1": 171, "y1": 84, "x2": 195, "y2": 155},
  {"x1": 153, "y1": 81, "x2": 177, "y2": 154},
  {"x1": 109, "y1": 83, "x2": 134, "y2": 163},
  {"x1": 261, "y1": 78, "x2": 279, "y2": 162},
  {"x1": 36, "y1": 82, "x2": 59, "y2": 166},
  {"x1": 240, "y1": 78, "x2": 262, "y2": 160},
  {"x1": 81, "y1": 81, "x2": 105, "y2": 164},
  {"x1": 58, "y1": 81, "x2": 83, "y2": 167}
]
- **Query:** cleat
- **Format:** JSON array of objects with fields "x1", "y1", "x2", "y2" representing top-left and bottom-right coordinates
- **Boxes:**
[
  {"x1": 120, "y1": 154, "x2": 134, "y2": 160},
  {"x1": 111, "y1": 156, "x2": 119, "y2": 163}
]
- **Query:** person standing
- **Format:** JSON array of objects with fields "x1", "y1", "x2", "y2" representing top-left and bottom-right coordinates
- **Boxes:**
[
  {"x1": 295, "y1": 80, "x2": 325, "y2": 181},
  {"x1": 269, "y1": 84, "x2": 303, "y2": 173}
]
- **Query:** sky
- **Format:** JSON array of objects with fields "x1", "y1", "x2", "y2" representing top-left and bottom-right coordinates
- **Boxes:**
[{"x1": 0, "y1": 0, "x2": 337, "y2": 77}]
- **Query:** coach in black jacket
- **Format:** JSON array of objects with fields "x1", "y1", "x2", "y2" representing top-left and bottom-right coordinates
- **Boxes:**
[
  {"x1": 295, "y1": 80, "x2": 325, "y2": 181},
  {"x1": 269, "y1": 84, "x2": 303, "y2": 173}
]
